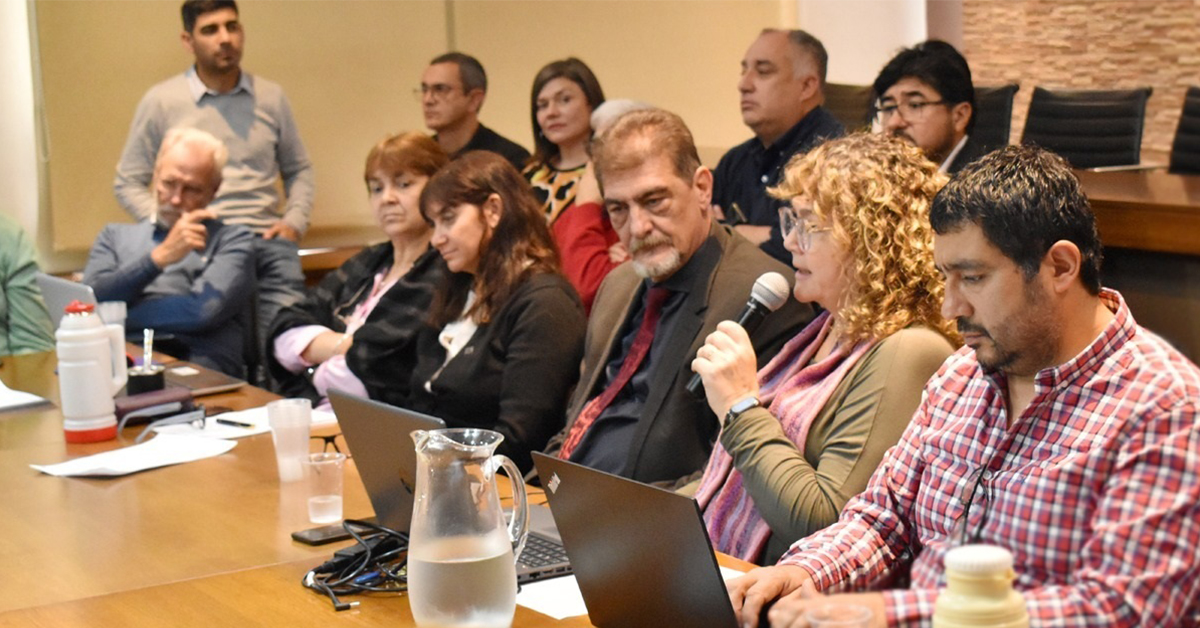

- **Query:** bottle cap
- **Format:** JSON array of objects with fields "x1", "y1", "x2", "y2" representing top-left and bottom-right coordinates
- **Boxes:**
[
  {"x1": 944, "y1": 544, "x2": 1013, "y2": 575},
  {"x1": 64, "y1": 300, "x2": 95, "y2": 314}
]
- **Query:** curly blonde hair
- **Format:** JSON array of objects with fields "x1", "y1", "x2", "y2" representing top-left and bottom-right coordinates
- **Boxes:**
[{"x1": 770, "y1": 133, "x2": 957, "y2": 344}]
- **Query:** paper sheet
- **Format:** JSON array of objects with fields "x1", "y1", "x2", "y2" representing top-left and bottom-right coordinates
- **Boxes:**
[
  {"x1": 0, "y1": 377, "x2": 48, "y2": 412},
  {"x1": 515, "y1": 565, "x2": 746, "y2": 620},
  {"x1": 152, "y1": 406, "x2": 337, "y2": 439},
  {"x1": 30, "y1": 434, "x2": 237, "y2": 477}
]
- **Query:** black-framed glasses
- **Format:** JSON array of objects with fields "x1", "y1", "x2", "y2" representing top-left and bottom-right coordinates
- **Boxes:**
[
  {"x1": 311, "y1": 433, "x2": 350, "y2": 458},
  {"x1": 412, "y1": 83, "x2": 461, "y2": 101},
  {"x1": 778, "y1": 207, "x2": 831, "y2": 252},
  {"x1": 874, "y1": 99, "x2": 947, "y2": 125},
  {"x1": 953, "y1": 466, "x2": 992, "y2": 545}
]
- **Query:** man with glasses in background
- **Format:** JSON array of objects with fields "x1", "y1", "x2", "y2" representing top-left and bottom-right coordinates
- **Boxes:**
[
  {"x1": 419, "y1": 52, "x2": 530, "y2": 170},
  {"x1": 727, "y1": 145, "x2": 1200, "y2": 627},
  {"x1": 873, "y1": 40, "x2": 987, "y2": 174}
]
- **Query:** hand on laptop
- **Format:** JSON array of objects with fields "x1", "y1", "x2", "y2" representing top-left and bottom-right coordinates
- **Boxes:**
[
  {"x1": 727, "y1": 565, "x2": 813, "y2": 628},
  {"x1": 152, "y1": 209, "x2": 216, "y2": 268}
]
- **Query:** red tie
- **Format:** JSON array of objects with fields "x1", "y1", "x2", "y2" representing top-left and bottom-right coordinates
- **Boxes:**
[{"x1": 559, "y1": 287, "x2": 670, "y2": 460}]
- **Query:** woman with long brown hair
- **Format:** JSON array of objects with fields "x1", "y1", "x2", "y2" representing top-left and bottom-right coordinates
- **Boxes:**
[{"x1": 409, "y1": 151, "x2": 587, "y2": 473}]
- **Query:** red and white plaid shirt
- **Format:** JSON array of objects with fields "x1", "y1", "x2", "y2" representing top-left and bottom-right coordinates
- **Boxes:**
[{"x1": 781, "y1": 290, "x2": 1200, "y2": 627}]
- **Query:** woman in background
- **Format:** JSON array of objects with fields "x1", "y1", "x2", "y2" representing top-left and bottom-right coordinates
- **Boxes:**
[
  {"x1": 410, "y1": 151, "x2": 587, "y2": 473},
  {"x1": 691, "y1": 133, "x2": 957, "y2": 565},
  {"x1": 268, "y1": 133, "x2": 449, "y2": 409}
]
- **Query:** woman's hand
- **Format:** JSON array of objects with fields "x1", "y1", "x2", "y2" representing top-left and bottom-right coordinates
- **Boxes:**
[
  {"x1": 575, "y1": 161, "x2": 602, "y2": 206},
  {"x1": 692, "y1": 320, "x2": 760, "y2": 419}
]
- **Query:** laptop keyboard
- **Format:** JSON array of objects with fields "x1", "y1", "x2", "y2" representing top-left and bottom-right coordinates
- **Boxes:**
[{"x1": 518, "y1": 534, "x2": 568, "y2": 568}]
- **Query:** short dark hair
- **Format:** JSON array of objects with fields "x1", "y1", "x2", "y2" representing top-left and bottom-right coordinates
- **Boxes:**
[
  {"x1": 528, "y1": 58, "x2": 606, "y2": 169},
  {"x1": 181, "y1": 0, "x2": 237, "y2": 33},
  {"x1": 762, "y1": 28, "x2": 828, "y2": 88},
  {"x1": 430, "y1": 52, "x2": 487, "y2": 94},
  {"x1": 930, "y1": 144, "x2": 1103, "y2": 294},
  {"x1": 873, "y1": 40, "x2": 975, "y2": 132}
]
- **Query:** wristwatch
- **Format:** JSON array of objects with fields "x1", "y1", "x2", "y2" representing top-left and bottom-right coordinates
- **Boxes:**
[{"x1": 724, "y1": 395, "x2": 761, "y2": 426}]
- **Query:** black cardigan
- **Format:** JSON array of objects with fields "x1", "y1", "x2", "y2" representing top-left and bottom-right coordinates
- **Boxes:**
[
  {"x1": 408, "y1": 272, "x2": 586, "y2": 473},
  {"x1": 267, "y1": 242, "x2": 448, "y2": 405}
]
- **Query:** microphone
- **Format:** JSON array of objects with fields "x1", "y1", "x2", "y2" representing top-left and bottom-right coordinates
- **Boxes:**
[{"x1": 687, "y1": 271, "x2": 790, "y2": 399}]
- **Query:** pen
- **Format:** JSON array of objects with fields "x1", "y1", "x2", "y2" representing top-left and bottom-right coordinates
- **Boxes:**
[{"x1": 216, "y1": 418, "x2": 254, "y2": 429}]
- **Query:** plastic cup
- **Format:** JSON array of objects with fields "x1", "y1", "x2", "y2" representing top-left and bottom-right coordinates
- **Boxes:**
[
  {"x1": 96, "y1": 301, "x2": 127, "y2": 328},
  {"x1": 804, "y1": 603, "x2": 873, "y2": 628},
  {"x1": 268, "y1": 398, "x2": 312, "y2": 483},
  {"x1": 303, "y1": 452, "x2": 346, "y2": 524}
]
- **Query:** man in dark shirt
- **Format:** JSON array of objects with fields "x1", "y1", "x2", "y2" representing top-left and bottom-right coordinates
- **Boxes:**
[
  {"x1": 713, "y1": 29, "x2": 844, "y2": 264},
  {"x1": 545, "y1": 109, "x2": 812, "y2": 487},
  {"x1": 419, "y1": 52, "x2": 530, "y2": 170},
  {"x1": 874, "y1": 40, "x2": 987, "y2": 174}
]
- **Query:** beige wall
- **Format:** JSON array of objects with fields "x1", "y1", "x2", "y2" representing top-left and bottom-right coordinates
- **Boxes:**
[{"x1": 33, "y1": 0, "x2": 782, "y2": 262}]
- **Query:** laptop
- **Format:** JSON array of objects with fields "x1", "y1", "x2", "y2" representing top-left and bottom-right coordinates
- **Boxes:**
[
  {"x1": 35, "y1": 272, "x2": 96, "y2": 328},
  {"x1": 327, "y1": 390, "x2": 572, "y2": 584},
  {"x1": 531, "y1": 452, "x2": 741, "y2": 628}
]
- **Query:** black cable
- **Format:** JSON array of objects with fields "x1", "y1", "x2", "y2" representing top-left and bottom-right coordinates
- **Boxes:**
[{"x1": 301, "y1": 519, "x2": 410, "y2": 611}]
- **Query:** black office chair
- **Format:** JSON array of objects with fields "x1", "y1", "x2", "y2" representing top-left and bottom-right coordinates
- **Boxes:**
[
  {"x1": 971, "y1": 84, "x2": 1019, "y2": 153},
  {"x1": 824, "y1": 82, "x2": 874, "y2": 132},
  {"x1": 1169, "y1": 86, "x2": 1200, "y2": 175},
  {"x1": 1020, "y1": 86, "x2": 1152, "y2": 169}
]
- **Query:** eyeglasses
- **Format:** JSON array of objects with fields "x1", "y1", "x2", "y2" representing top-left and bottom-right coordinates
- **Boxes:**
[
  {"x1": 413, "y1": 83, "x2": 460, "y2": 101},
  {"x1": 311, "y1": 433, "x2": 350, "y2": 458},
  {"x1": 953, "y1": 466, "x2": 992, "y2": 545},
  {"x1": 874, "y1": 99, "x2": 947, "y2": 125},
  {"x1": 778, "y1": 207, "x2": 831, "y2": 252}
]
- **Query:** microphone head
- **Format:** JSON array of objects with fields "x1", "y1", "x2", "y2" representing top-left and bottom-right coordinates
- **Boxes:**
[{"x1": 750, "y1": 272, "x2": 790, "y2": 312}]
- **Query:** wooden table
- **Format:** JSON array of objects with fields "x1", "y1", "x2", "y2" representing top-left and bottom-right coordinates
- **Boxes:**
[
  {"x1": 0, "y1": 351, "x2": 751, "y2": 626},
  {"x1": 1076, "y1": 169, "x2": 1200, "y2": 257}
]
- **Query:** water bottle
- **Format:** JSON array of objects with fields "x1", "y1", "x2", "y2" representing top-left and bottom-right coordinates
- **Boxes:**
[
  {"x1": 933, "y1": 545, "x2": 1029, "y2": 628},
  {"x1": 56, "y1": 300, "x2": 128, "y2": 443}
]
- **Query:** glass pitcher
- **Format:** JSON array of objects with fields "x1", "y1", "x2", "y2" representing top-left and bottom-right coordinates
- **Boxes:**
[{"x1": 408, "y1": 428, "x2": 529, "y2": 628}]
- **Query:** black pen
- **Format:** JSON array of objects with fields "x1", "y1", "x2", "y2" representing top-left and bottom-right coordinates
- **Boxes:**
[{"x1": 215, "y1": 418, "x2": 254, "y2": 429}]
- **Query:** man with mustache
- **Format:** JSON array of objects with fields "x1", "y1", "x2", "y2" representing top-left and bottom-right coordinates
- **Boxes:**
[
  {"x1": 727, "y1": 145, "x2": 1200, "y2": 628},
  {"x1": 87, "y1": 127, "x2": 254, "y2": 378},
  {"x1": 544, "y1": 109, "x2": 813, "y2": 487},
  {"x1": 873, "y1": 40, "x2": 987, "y2": 174},
  {"x1": 113, "y1": 0, "x2": 313, "y2": 382}
]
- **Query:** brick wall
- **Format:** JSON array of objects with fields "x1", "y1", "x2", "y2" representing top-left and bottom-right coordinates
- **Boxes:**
[{"x1": 962, "y1": 0, "x2": 1200, "y2": 159}]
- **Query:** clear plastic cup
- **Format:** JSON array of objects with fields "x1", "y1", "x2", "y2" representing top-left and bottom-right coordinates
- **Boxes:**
[
  {"x1": 267, "y1": 398, "x2": 312, "y2": 483},
  {"x1": 303, "y1": 452, "x2": 346, "y2": 524}
]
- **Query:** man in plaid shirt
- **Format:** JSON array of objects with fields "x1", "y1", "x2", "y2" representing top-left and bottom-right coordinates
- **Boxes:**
[{"x1": 728, "y1": 145, "x2": 1200, "y2": 627}]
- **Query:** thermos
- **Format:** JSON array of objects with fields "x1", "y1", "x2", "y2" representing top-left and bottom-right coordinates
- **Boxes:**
[
  {"x1": 933, "y1": 544, "x2": 1029, "y2": 628},
  {"x1": 55, "y1": 300, "x2": 128, "y2": 443}
]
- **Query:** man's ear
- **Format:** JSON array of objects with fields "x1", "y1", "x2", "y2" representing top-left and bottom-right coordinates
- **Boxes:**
[
  {"x1": 466, "y1": 89, "x2": 486, "y2": 115},
  {"x1": 180, "y1": 30, "x2": 195, "y2": 56},
  {"x1": 693, "y1": 166, "x2": 714, "y2": 211},
  {"x1": 1044, "y1": 240, "x2": 1082, "y2": 294},
  {"x1": 482, "y1": 193, "x2": 503, "y2": 229},
  {"x1": 951, "y1": 102, "x2": 972, "y2": 136}
]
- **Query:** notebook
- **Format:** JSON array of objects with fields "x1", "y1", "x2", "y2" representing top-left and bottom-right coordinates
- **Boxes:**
[
  {"x1": 161, "y1": 361, "x2": 246, "y2": 396},
  {"x1": 327, "y1": 390, "x2": 572, "y2": 584},
  {"x1": 531, "y1": 452, "x2": 741, "y2": 628},
  {"x1": 35, "y1": 272, "x2": 96, "y2": 328}
]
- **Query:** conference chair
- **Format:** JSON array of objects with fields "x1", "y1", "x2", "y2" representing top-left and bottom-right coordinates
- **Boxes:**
[
  {"x1": 1020, "y1": 86, "x2": 1152, "y2": 169},
  {"x1": 1169, "y1": 86, "x2": 1200, "y2": 175},
  {"x1": 825, "y1": 82, "x2": 874, "y2": 132},
  {"x1": 972, "y1": 84, "x2": 1019, "y2": 153}
]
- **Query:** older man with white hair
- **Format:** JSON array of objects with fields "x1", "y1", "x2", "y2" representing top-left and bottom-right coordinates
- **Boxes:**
[{"x1": 86, "y1": 127, "x2": 254, "y2": 377}]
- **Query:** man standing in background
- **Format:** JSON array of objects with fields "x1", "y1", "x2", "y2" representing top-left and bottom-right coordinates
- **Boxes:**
[{"x1": 113, "y1": 0, "x2": 312, "y2": 380}]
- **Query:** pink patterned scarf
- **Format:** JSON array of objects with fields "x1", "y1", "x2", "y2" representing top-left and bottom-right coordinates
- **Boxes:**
[{"x1": 694, "y1": 312, "x2": 875, "y2": 562}]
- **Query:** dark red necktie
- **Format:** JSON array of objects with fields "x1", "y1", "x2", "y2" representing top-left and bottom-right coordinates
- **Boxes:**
[{"x1": 559, "y1": 287, "x2": 670, "y2": 460}]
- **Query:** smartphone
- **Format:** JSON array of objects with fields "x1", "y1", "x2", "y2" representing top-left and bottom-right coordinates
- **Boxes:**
[{"x1": 291, "y1": 523, "x2": 353, "y2": 546}]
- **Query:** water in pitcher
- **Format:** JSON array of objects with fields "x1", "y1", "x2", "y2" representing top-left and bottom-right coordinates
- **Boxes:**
[{"x1": 408, "y1": 533, "x2": 518, "y2": 628}]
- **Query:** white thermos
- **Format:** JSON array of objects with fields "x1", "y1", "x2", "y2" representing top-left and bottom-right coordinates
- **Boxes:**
[{"x1": 56, "y1": 300, "x2": 128, "y2": 443}]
